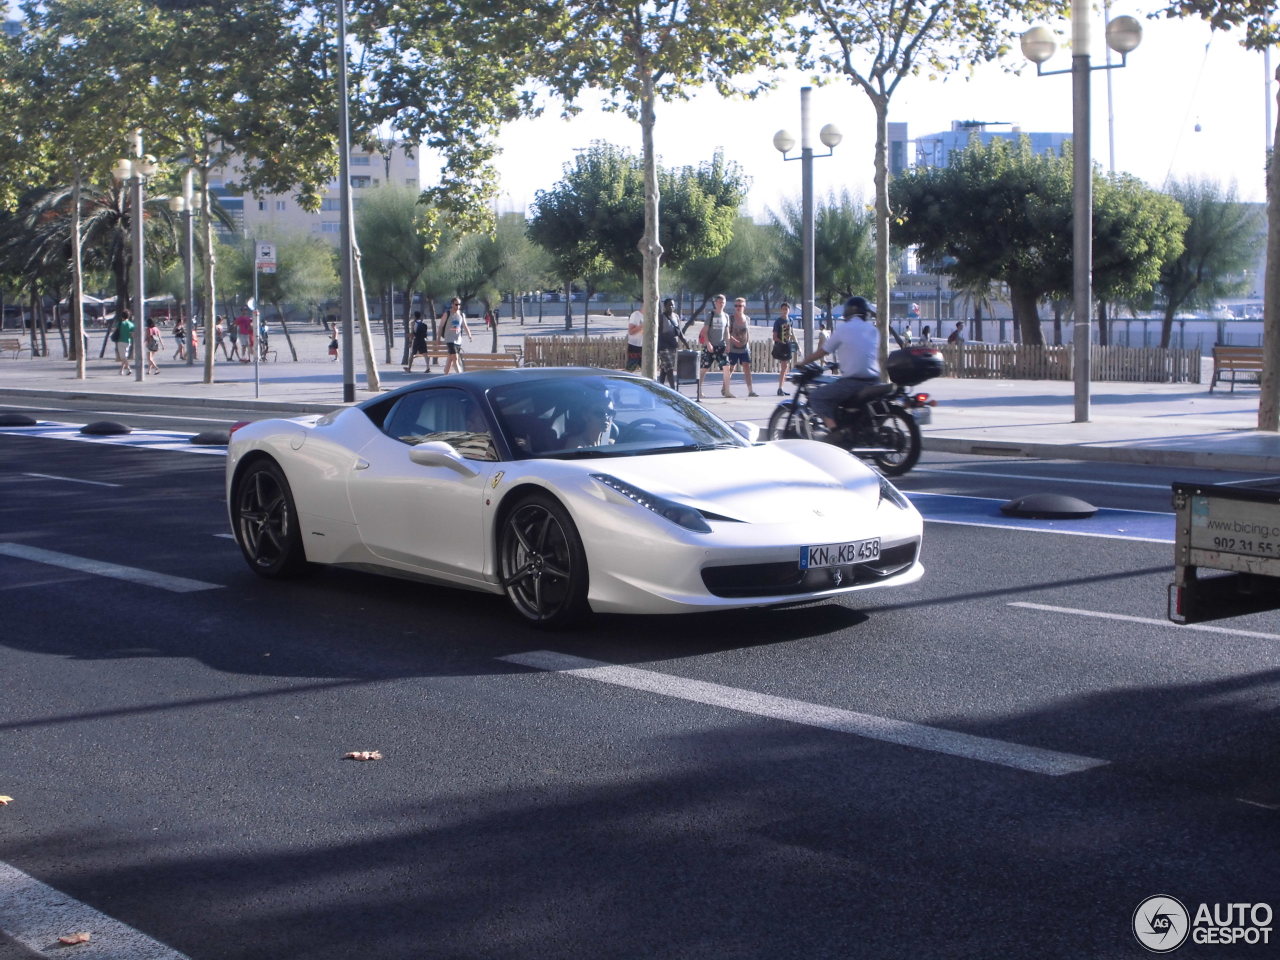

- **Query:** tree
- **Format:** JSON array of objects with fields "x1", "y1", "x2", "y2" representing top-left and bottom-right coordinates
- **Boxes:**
[
  {"x1": 527, "y1": 143, "x2": 747, "y2": 329},
  {"x1": 770, "y1": 189, "x2": 878, "y2": 319},
  {"x1": 1150, "y1": 180, "x2": 1261, "y2": 347},
  {"x1": 1159, "y1": 0, "x2": 1278, "y2": 428},
  {"x1": 890, "y1": 136, "x2": 1184, "y2": 344},
  {"x1": 678, "y1": 218, "x2": 778, "y2": 321},
  {"x1": 799, "y1": 0, "x2": 1064, "y2": 364},
  {"x1": 354, "y1": 184, "x2": 442, "y2": 360},
  {"x1": 533, "y1": 0, "x2": 793, "y2": 376}
]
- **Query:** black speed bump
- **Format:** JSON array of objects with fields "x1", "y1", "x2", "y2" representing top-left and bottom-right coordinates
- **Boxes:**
[
  {"x1": 191, "y1": 430, "x2": 231, "y2": 446},
  {"x1": 1000, "y1": 493, "x2": 1098, "y2": 520},
  {"x1": 80, "y1": 420, "x2": 132, "y2": 436},
  {"x1": 0, "y1": 413, "x2": 37, "y2": 426}
]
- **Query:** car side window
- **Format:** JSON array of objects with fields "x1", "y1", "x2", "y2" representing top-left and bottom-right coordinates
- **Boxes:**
[{"x1": 382, "y1": 389, "x2": 497, "y2": 461}]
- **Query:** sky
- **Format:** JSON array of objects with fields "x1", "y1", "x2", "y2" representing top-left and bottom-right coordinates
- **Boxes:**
[{"x1": 487, "y1": 4, "x2": 1272, "y2": 220}]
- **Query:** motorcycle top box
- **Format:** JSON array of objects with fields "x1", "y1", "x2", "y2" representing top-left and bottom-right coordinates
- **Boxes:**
[{"x1": 886, "y1": 347, "x2": 944, "y2": 386}]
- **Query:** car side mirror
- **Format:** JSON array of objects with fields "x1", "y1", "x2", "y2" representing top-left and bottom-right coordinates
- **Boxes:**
[
  {"x1": 408, "y1": 441, "x2": 479, "y2": 477},
  {"x1": 729, "y1": 421, "x2": 760, "y2": 443}
]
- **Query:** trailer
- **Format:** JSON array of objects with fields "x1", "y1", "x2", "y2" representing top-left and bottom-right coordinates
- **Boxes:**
[{"x1": 1169, "y1": 480, "x2": 1280, "y2": 624}]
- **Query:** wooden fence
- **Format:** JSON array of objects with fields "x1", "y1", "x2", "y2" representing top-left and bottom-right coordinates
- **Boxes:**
[{"x1": 523, "y1": 336, "x2": 1202, "y2": 384}]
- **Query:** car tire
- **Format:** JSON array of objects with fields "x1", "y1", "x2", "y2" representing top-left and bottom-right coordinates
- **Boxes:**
[
  {"x1": 232, "y1": 459, "x2": 311, "y2": 578},
  {"x1": 499, "y1": 492, "x2": 589, "y2": 628}
]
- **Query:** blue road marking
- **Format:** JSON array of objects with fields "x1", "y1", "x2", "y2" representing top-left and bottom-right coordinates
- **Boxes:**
[{"x1": 907, "y1": 491, "x2": 1174, "y2": 543}]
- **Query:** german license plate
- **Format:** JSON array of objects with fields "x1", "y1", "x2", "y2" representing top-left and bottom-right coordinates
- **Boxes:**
[{"x1": 800, "y1": 537, "x2": 881, "y2": 569}]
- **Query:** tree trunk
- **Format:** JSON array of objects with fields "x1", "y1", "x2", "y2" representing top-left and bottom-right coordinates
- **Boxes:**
[
  {"x1": 352, "y1": 245, "x2": 381, "y2": 392},
  {"x1": 1260, "y1": 64, "x2": 1280, "y2": 431},
  {"x1": 872, "y1": 92, "x2": 892, "y2": 375},
  {"x1": 1096, "y1": 300, "x2": 1109, "y2": 347},
  {"x1": 638, "y1": 70, "x2": 662, "y2": 380},
  {"x1": 1009, "y1": 285, "x2": 1045, "y2": 345},
  {"x1": 973, "y1": 301, "x2": 984, "y2": 344},
  {"x1": 270, "y1": 302, "x2": 299, "y2": 360},
  {"x1": 1160, "y1": 299, "x2": 1177, "y2": 349}
]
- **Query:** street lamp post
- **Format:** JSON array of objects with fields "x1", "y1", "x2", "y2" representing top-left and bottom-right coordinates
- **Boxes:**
[
  {"x1": 1021, "y1": 6, "x2": 1142, "y2": 423},
  {"x1": 336, "y1": 0, "x2": 356, "y2": 403},
  {"x1": 168, "y1": 169, "x2": 196, "y2": 366},
  {"x1": 774, "y1": 87, "x2": 842, "y2": 356},
  {"x1": 113, "y1": 135, "x2": 157, "y2": 384}
]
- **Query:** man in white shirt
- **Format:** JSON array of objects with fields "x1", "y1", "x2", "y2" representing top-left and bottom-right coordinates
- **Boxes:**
[{"x1": 796, "y1": 296, "x2": 881, "y2": 429}]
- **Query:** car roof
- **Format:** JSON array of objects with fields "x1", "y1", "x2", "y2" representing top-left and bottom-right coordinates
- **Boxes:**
[{"x1": 357, "y1": 367, "x2": 644, "y2": 409}]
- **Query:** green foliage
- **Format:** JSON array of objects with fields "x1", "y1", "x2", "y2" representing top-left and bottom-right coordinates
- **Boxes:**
[
  {"x1": 1152, "y1": 180, "x2": 1262, "y2": 345},
  {"x1": 1158, "y1": 0, "x2": 1279, "y2": 50},
  {"x1": 890, "y1": 136, "x2": 1186, "y2": 344},
  {"x1": 678, "y1": 218, "x2": 778, "y2": 316},
  {"x1": 527, "y1": 142, "x2": 747, "y2": 284},
  {"x1": 770, "y1": 190, "x2": 878, "y2": 312}
]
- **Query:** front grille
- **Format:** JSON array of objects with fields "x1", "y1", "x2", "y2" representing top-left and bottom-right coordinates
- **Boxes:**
[{"x1": 701, "y1": 540, "x2": 919, "y2": 598}]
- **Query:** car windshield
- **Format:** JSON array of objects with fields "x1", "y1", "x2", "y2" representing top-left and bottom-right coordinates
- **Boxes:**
[{"x1": 489, "y1": 374, "x2": 747, "y2": 460}]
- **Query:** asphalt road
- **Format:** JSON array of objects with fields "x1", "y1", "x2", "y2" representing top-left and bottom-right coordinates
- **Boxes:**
[{"x1": 1, "y1": 408, "x2": 1277, "y2": 959}]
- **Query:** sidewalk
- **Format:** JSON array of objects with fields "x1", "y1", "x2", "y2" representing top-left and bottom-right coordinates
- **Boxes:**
[{"x1": 2, "y1": 321, "x2": 1278, "y2": 473}]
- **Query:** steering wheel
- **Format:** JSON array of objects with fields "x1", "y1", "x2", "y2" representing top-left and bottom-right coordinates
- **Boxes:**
[{"x1": 618, "y1": 417, "x2": 666, "y2": 442}]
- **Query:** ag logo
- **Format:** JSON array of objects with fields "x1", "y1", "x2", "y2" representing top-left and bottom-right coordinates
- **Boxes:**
[{"x1": 1133, "y1": 895, "x2": 1190, "y2": 953}]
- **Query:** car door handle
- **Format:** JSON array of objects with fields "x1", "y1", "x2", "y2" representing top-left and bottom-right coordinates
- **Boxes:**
[{"x1": 354, "y1": 458, "x2": 370, "y2": 470}]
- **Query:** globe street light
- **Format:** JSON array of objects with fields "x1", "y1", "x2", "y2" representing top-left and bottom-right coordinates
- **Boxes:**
[
  {"x1": 1021, "y1": 5, "x2": 1141, "y2": 423},
  {"x1": 113, "y1": 137, "x2": 157, "y2": 383},
  {"x1": 774, "y1": 86, "x2": 842, "y2": 356}
]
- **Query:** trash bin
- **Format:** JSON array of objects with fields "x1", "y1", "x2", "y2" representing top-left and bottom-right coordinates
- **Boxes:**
[{"x1": 676, "y1": 349, "x2": 698, "y2": 384}]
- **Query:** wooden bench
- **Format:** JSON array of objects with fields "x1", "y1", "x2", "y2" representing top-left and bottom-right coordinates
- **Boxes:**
[
  {"x1": 0, "y1": 338, "x2": 28, "y2": 359},
  {"x1": 420, "y1": 339, "x2": 519, "y2": 371},
  {"x1": 1210, "y1": 345, "x2": 1264, "y2": 392}
]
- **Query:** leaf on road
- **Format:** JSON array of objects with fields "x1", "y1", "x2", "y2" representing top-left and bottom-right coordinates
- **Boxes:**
[
  {"x1": 58, "y1": 932, "x2": 92, "y2": 945},
  {"x1": 0, "y1": 796, "x2": 12, "y2": 806},
  {"x1": 344, "y1": 750, "x2": 382, "y2": 761}
]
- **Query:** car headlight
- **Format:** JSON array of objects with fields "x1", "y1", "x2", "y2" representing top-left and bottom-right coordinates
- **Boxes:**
[
  {"x1": 878, "y1": 475, "x2": 912, "y2": 510},
  {"x1": 591, "y1": 473, "x2": 712, "y2": 533}
]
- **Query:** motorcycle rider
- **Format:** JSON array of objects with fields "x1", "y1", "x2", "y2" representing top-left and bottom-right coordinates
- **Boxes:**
[{"x1": 796, "y1": 295, "x2": 880, "y2": 431}]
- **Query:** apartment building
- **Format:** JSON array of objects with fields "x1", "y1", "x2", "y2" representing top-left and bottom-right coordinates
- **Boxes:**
[{"x1": 211, "y1": 141, "x2": 421, "y2": 243}]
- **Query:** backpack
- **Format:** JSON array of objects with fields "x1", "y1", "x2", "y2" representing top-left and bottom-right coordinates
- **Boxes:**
[
  {"x1": 947, "y1": 330, "x2": 959, "y2": 343},
  {"x1": 110, "y1": 326, "x2": 120, "y2": 342}
]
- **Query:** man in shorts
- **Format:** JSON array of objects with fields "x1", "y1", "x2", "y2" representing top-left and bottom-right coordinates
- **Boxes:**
[
  {"x1": 698, "y1": 294, "x2": 732, "y2": 398},
  {"x1": 725, "y1": 296, "x2": 758, "y2": 397}
]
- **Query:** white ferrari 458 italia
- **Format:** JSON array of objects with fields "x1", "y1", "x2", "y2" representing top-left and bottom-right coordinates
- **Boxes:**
[{"x1": 226, "y1": 368, "x2": 923, "y2": 626}]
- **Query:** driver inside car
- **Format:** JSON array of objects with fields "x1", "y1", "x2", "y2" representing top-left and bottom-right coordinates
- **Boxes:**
[{"x1": 558, "y1": 387, "x2": 616, "y2": 450}]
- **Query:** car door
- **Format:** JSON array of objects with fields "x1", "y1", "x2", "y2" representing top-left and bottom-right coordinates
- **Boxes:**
[{"x1": 346, "y1": 387, "x2": 498, "y2": 581}]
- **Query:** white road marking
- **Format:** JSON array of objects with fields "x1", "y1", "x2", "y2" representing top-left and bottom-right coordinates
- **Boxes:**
[
  {"x1": 1009, "y1": 601, "x2": 1280, "y2": 641},
  {"x1": 21, "y1": 472, "x2": 121, "y2": 488},
  {"x1": 922, "y1": 517, "x2": 1173, "y2": 544},
  {"x1": 0, "y1": 543, "x2": 221, "y2": 593},
  {"x1": 500, "y1": 650, "x2": 1108, "y2": 777},
  {"x1": 0, "y1": 422, "x2": 225, "y2": 456},
  {"x1": 912, "y1": 466, "x2": 1169, "y2": 490},
  {"x1": 0, "y1": 859, "x2": 191, "y2": 959}
]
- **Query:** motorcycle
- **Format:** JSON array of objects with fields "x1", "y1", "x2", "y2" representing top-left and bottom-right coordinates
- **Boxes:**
[{"x1": 766, "y1": 341, "x2": 943, "y2": 476}]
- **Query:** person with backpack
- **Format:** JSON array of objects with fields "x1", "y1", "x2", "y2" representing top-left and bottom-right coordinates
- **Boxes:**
[
  {"x1": 404, "y1": 311, "x2": 431, "y2": 372},
  {"x1": 145, "y1": 318, "x2": 162, "y2": 374},
  {"x1": 656, "y1": 297, "x2": 688, "y2": 389},
  {"x1": 114, "y1": 308, "x2": 135, "y2": 376},
  {"x1": 947, "y1": 321, "x2": 966, "y2": 345}
]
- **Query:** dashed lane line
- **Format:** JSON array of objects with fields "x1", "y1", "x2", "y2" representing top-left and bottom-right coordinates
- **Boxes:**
[
  {"x1": 20, "y1": 472, "x2": 121, "y2": 488},
  {"x1": 0, "y1": 543, "x2": 222, "y2": 593},
  {"x1": 0, "y1": 860, "x2": 191, "y2": 959},
  {"x1": 499, "y1": 650, "x2": 1109, "y2": 777}
]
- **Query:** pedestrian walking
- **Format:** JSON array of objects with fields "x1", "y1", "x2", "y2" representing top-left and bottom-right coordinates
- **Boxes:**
[
  {"x1": 698, "y1": 294, "x2": 732, "y2": 398},
  {"x1": 234, "y1": 310, "x2": 254, "y2": 362},
  {"x1": 404, "y1": 312, "x2": 429, "y2": 371},
  {"x1": 771, "y1": 301, "x2": 798, "y2": 396},
  {"x1": 656, "y1": 298, "x2": 688, "y2": 389},
  {"x1": 947, "y1": 321, "x2": 966, "y2": 345},
  {"x1": 172, "y1": 318, "x2": 187, "y2": 361},
  {"x1": 625, "y1": 310, "x2": 644, "y2": 372},
  {"x1": 440, "y1": 298, "x2": 472, "y2": 375},
  {"x1": 328, "y1": 327, "x2": 340, "y2": 362},
  {"x1": 114, "y1": 308, "x2": 135, "y2": 375},
  {"x1": 726, "y1": 297, "x2": 758, "y2": 396},
  {"x1": 214, "y1": 316, "x2": 231, "y2": 360},
  {"x1": 145, "y1": 318, "x2": 162, "y2": 374}
]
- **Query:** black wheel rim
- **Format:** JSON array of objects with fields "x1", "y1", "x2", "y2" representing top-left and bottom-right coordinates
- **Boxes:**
[
  {"x1": 873, "y1": 412, "x2": 913, "y2": 469},
  {"x1": 502, "y1": 503, "x2": 574, "y2": 621},
  {"x1": 237, "y1": 469, "x2": 292, "y2": 569}
]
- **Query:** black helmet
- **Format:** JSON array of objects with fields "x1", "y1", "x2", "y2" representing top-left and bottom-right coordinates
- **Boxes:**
[{"x1": 844, "y1": 296, "x2": 875, "y2": 318}]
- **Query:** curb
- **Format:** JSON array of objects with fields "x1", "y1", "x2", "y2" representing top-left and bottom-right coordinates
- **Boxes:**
[{"x1": 922, "y1": 436, "x2": 1280, "y2": 474}]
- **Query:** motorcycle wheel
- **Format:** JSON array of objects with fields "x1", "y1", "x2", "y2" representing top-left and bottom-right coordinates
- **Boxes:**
[
  {"x1": 767, "y1": 402, "x2": 819, "y2": 440},
  {"x1": 869, "y1": 406, "x2": 922, "y2": 476}
]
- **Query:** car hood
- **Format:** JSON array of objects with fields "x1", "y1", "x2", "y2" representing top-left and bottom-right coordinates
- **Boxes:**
[{"x1": 588, "y1": 441, "x2": 881, "y2": 524}]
